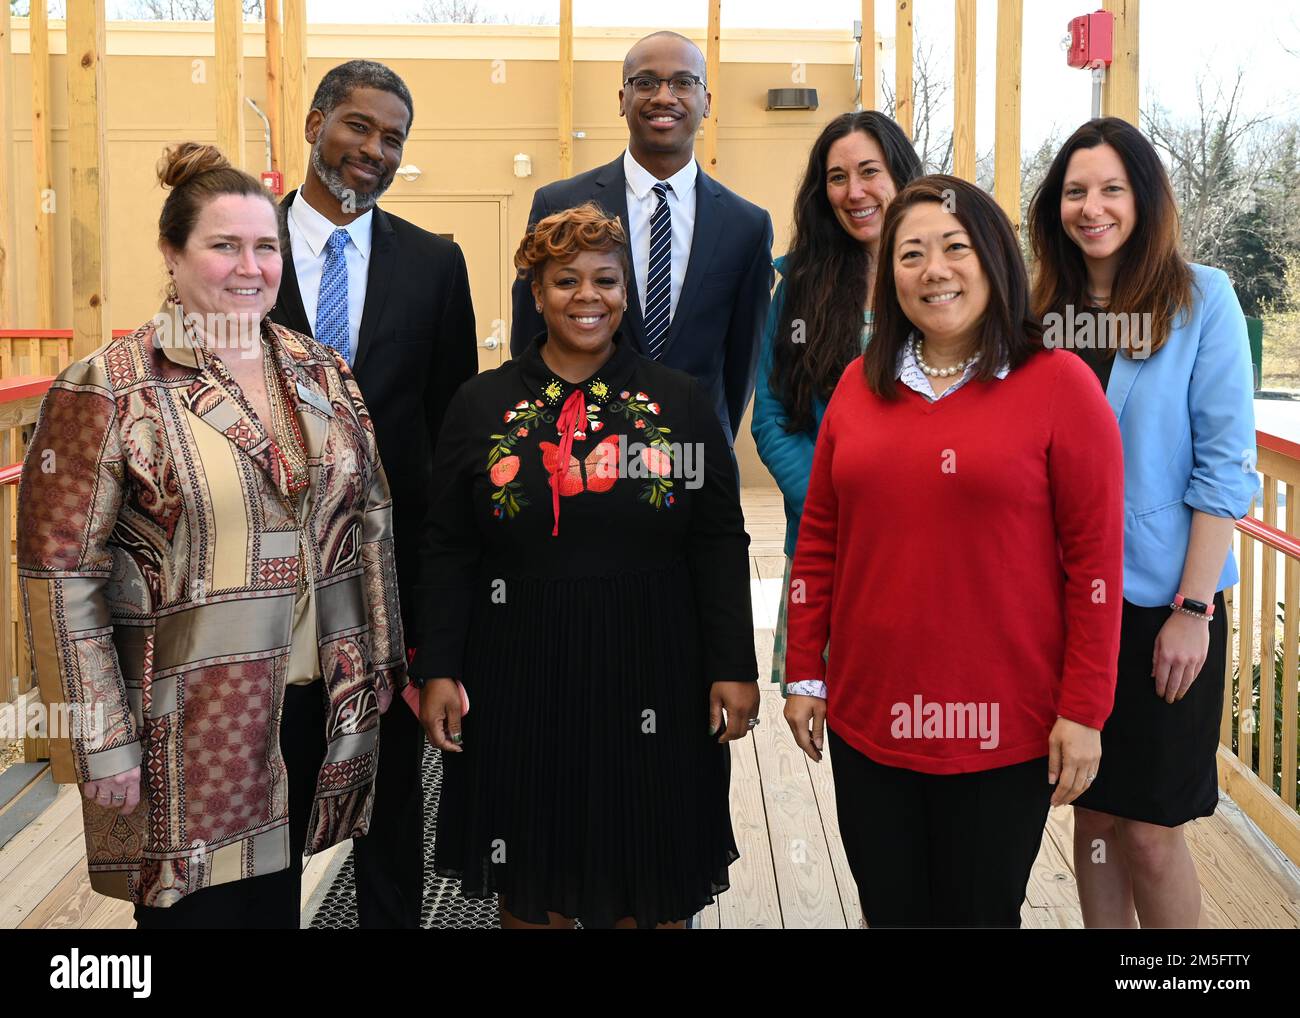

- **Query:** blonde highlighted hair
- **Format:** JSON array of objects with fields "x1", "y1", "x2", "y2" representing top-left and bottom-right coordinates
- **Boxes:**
[{"x1": 514, "y1": 202, "x2": 629, "y2": 281}]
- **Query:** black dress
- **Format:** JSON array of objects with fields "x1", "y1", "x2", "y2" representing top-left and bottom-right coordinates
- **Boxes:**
[
  {"x1": 415, "y1": 333, "x2": 757, "y2": 926},
  {"x1": 1071, "y1": 338, "x2": 1226, "y2": 827}
]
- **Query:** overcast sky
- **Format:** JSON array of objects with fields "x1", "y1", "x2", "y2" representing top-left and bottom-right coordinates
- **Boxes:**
[{"x1": 301, "y1": 0, "x2": 1300, "y2": 152}]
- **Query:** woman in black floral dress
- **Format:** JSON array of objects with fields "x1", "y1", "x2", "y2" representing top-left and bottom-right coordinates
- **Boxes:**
[{"x1": 411, "y1": 203, "x2": 759, "y2": 929}]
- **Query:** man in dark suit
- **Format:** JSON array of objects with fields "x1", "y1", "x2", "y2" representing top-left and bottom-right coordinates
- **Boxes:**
[
  {"x1": 269, "y1": 60, "x2": 478, "y2": 928},
  {"x1": 510, "y1": 31, "x2": 773, "y2": 448}
]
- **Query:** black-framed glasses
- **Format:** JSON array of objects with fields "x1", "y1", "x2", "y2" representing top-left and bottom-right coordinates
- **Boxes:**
[{"x1": 624, "y1": 74, "x2": 705, "y2": 99}]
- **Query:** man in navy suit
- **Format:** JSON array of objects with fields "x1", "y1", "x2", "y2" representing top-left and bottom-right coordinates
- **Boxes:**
[{"x1": 510, "y1": 31, "x2": 774, "y2": 448}]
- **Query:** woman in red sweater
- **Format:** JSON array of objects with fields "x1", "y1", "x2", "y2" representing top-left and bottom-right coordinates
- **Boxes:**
[{"x1": 783, "y1": 176, "x2": 1125, "y2": 927}]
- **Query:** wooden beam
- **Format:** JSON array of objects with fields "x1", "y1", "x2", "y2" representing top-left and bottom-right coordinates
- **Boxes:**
[
  {"x1": 66, "y1": 0, "x2": 110, "y2": 359},
  {"x1": 265, "y1": 0, "x2": 283, "y2": 174},
  {"x1": 31, "y1": 1, "x2": 55, "y2": 328},
  {"x1": 953, "y1": 0, "x2": 976, "y2": 181},
  {"x1": 860, "y1": 0, "x2": 875, "y2": 109},
  {"x1": 702, "y1": 0, "x2": 721, "y2": 173},
  {"x1": 993, "y1": 0, "x2": 1023, "y2": 230},
  {"x1": 558, "y1": 0, "x2": 572, "y2": 178},
  {"x1": 214, "y1": 0, "x2": 244, "y2": 167},
  {"x1": 282, "y1": 0, "x2": 307, "y2": 188},
  {"x1": 0, "y1": 3, "x2": 16, "y2": 327},
  {"x1": 1102, "y1": 0, "x2": 1139, "y2": 125},
  {"x1": 1217, "y1": 748, "x2": 1300, "y2": 870},
  {"x1": 895, "y1": 0, "x2": 912, "y2": 139}
]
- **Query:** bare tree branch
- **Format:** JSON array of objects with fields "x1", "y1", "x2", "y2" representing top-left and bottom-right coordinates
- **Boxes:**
[{"x1": 109, "y1": 0, "x2": 263, "y2": 18}]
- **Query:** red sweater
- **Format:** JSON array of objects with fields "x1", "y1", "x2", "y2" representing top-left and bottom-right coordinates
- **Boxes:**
[{"x1": 785, "y1": 349, "x2": 1124, "y2": 774}]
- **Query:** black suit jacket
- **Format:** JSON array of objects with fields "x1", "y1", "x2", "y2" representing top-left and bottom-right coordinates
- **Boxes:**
[
  {"x1": 509, "y1": 155, "x2": 774, "y2": 446},
  {"x1": 272, "y1": 190, "x2": 478, "y2": 644}
]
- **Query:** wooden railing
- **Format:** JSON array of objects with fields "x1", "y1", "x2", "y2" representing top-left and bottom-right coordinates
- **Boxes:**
[
  {"x1": 0, "y1": 330, "x2": 131, "y2": 381},
  {"x1": 1220, "y1": 430, "x2": 1300, "y2": 866}
]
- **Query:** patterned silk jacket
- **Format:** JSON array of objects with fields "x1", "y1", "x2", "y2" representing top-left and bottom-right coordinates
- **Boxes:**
[{"x1": 17, "y1": 311, "x2": 405, "y2": 906}]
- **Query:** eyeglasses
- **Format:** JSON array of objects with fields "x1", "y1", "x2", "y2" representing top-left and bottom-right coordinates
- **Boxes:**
[{"x1": 623, "y1": 74, "x2": 706, "y2": 99}]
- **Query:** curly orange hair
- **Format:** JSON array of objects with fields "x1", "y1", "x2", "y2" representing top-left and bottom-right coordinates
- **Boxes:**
[{"x1": 514, "y1": 202, "x2": 630, "y2": 282}]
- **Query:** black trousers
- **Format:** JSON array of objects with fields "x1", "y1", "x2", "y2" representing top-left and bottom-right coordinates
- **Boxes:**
[
  {"x1": 352, "y1": 689, "x2": 425, "y2": 928},
  {"x1": 828, "y1": 726, "x2": 1052, "y2": 928},
  {"x1": 134, "y1": 682, "x2": 326, "y2": 930}
]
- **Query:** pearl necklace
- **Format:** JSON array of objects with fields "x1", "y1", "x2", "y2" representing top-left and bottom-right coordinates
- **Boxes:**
[{"x1": 912, "y1": 337, "x2": 978, "y2": 379}]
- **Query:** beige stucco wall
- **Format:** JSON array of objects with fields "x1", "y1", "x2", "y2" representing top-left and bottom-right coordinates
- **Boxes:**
[{"x1": 4, "y1": 21, "x2": 889, "y2": 488}]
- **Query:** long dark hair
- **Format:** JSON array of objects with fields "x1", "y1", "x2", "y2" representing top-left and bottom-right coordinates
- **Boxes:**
[
  {"x1": 863, "y1": 175, "x2": 1043, "y2": 399},
  {"x1": 1028, "y1": 117, "x2": 1192, "y2": 358},
  {"x1": 771, "y1": 111, "x2": 921, "y2": 432}
]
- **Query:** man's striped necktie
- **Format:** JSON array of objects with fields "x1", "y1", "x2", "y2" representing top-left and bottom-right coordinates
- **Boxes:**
[
  {"x1": 315, "y1": 227, "x2": 351, "y2": 363},
  {"x1": 643, "y1": 182, "x2": 673, "y2": 359}
]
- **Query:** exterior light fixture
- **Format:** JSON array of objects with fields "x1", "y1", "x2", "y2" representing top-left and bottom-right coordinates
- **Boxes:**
[{"x1": 766, "y1": 88, "x2": 819, "y2": 111}]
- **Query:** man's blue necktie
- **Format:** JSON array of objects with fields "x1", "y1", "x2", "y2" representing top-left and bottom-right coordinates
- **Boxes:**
[
  {"x1": 644, "y1": 182, "x2": 673, "y2": 359},
  {"x1": 315, "y1": 227, "x2": 351, "y2": 363}
]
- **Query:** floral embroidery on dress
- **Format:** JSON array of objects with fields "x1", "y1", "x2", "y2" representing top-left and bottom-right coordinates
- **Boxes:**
[
  {"x1": 487, "y1": 381, "x2": 675, "y2": 518},
  {"x1": 611, "y1": 390, "x2": 675, "y2": 508},
  {"x1": 489, "y1": 398, "x2": 549, "y2": 519}
]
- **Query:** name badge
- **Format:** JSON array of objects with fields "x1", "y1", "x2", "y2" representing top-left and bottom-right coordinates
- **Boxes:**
[{"x1": 296, "y1": 382, "x2": 335, "y2": 417}]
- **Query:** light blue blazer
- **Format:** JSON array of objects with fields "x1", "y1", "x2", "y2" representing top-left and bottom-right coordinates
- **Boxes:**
[{"x1": 1104, "y1": 263, "x2": 1259, "y2": 606}]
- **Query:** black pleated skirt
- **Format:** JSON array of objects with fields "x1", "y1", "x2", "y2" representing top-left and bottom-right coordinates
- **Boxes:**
[
  {"x1": 1074, "y1": 591, "x2": 1227, "y2": 827},
  {"x1": 433, "y1": 563, "x2": 739, "y2": 927}
]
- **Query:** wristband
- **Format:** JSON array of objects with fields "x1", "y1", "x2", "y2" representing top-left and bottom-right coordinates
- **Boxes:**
[{"x1": 1173, "y1": 593, "x2": 1213, "y2": 618}]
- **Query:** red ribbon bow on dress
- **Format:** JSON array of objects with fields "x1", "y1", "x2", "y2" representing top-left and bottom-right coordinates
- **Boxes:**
[{"x1": 549, "y1": 388, "x2": 589, "y2": 537}]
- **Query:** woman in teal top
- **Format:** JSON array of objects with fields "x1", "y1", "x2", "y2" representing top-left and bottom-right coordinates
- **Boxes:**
[{"x1": 751, "y1": 111, "x2": 920, "y2": 693}]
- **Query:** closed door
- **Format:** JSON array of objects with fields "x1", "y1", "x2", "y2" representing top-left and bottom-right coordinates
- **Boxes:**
[{"x1": 379, "y1": 195, "x2": 507, "y2": 372}]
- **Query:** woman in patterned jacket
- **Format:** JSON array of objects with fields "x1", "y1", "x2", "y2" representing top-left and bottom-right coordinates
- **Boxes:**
[{"x1": 17, "y1": 143, "x2": 405, "y2": 929}]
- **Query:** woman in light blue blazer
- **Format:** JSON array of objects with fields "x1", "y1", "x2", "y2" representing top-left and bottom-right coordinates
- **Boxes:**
[
  {"x1": 1029, "y1": 118, "x2": 1258, "y2": 929},
  {"x1": 751, "y1": 111, "x2": 919, "y2": 706}
]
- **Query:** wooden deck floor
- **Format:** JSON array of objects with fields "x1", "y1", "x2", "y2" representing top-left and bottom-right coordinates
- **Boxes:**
[{"x1": 3, "y1": 488, "x2": 1299, "y2": 929}]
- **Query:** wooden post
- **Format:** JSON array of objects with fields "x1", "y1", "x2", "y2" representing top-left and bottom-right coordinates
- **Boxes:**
[
  {"x1": 702, "y1": 0, "x2": 721, "y2": 173},
  {"x1": 282, "y1": 0, "x2": 307, "y2": 189},
  {"x1": 265, "y1": 0, "x2": 283, "y2": 174},
  {"x1": 31, "y1": 1, "x2": 56, "y2": 328},
  {"x1": 861, "y1": 0, "x2": 875, "y2": 109},
  {"x1": 66, "y1": 0, "x2": 110, "y2": 359},
  {"x1": 895, "y1": 0, "x2": 912, "y2": 139},
  {"x1": 215, "y1": 0, "x2": 244, "y2": 167},
  {"x1": 558, "y1": 0, "x2": 572, "y2": 178},
  {"x1": 1102, "y1": 0, "x2": 1139, "y2": 126},
  {"x1": 993, "y1": 0, "x2": 1023, "y2": 230},
  {"x1": 953, "y1": 0, "x2": 976, "y2": 181},
  {"x1": 0, "y1": 4, "x2": 16, "y2": 327}
]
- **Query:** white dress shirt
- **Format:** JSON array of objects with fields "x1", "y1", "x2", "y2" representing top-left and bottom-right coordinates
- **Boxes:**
[
  {"x1": 784, "y1": 340, "x2": 1010, "y2": 701},
  {"x1": 287, "y1": 188, "x2": 373, "y2": 366},
  {"x1": 623, "y1": 150, "x2": 697, "y2": 325}
]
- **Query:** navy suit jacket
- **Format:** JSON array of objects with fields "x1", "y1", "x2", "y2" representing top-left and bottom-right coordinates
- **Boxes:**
[{"x1": 509, "y1": 154, "x2": 774, "y2": 446}]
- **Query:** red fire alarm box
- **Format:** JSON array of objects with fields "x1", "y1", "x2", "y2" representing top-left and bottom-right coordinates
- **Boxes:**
[
  {"x1": 261, "y1": 170, "x2": 284, "y2": 196},
  {"x1": 1067, "y1": 10, "x2": 1114, "y2": 69}
]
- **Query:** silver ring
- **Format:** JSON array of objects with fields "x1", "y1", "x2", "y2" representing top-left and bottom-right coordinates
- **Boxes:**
[
  {"x1": 747, "y1": 717, "x2": 760, "y2": 729},
  {"x1": 111, "y1": 793, "x2": 125, "y2": 802},
  {"x1": 1085, "y1": 773, "x2": 1096, "y2": 783}
]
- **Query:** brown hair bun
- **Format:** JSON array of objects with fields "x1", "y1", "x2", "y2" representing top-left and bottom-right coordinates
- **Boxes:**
[
  {"x1": 156, "y1": 141, "x2": 274, "y2": 252},
  {"x1": 157, "y1": 142, "x2": 231, "y2": 191}
]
